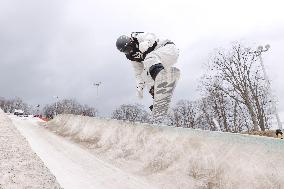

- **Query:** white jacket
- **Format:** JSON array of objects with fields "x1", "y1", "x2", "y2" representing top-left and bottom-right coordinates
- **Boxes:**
[{"x1": 129, "y1": 32, "x2": 179, "y2": 98}]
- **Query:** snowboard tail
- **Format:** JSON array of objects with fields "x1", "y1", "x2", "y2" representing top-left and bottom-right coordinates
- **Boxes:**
[{"x1": 152, "y1": 67, "x2": 180, "y2": 120}]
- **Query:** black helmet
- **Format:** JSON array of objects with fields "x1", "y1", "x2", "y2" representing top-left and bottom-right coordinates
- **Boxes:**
[{"x1": 116, "y1": 35, "x2": 132, "y2": 54}]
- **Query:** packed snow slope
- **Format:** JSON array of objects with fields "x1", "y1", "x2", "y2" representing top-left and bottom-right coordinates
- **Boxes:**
[
  {"x1": 0, "y1": 109, "x2": 61, "y2": 189},
  {"x1": 10, "y1": 114, "x2": 157, "y2": 189},
  {"x1": 47, "y1": 114, "x2": 284, "y2": 189}
]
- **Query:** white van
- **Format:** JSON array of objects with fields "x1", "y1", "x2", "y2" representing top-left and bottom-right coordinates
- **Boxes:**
[{"x1": 14, "y1": 109, "x2": 24, "y2": 116}]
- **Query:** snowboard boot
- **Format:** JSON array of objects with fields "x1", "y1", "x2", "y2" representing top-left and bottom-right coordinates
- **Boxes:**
[
  {"x1": 148, "y1": 63, "x2": 164, "y2": 113},
  {"x1": 149, "y1": 63, "x2": 164, "y2": 80}
]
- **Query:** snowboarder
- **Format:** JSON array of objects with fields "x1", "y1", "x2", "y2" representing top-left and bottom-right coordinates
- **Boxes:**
[{"x1": 116, "y1": 32, "x2": 179, "y2": 111}]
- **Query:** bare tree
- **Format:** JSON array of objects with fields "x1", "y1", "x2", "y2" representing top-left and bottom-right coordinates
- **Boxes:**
[
  {"x1": 202, "y1": 42, "x2": 273, "y2": 131},
  {"x1": 0, "y1": 97, "x2": 6, "y2": 111},
  {"x1": 42, "y1": 98, "x2": 97, "y2": 118},
  {"x1": 0, "y1": 97, "x2": 31, "y2": 114},
  {"x1": 199, "y1": 79, "x2": 250, "y2": 132},
  {"x1": 169, "y1": 100, "x2": 198, "y2": 128},
  {"x1": 111, "y1": 104, "x2": 150, "y2": 123},
  {"x1": 197, "y1": 97, "x2": 219, "y2": 131}
]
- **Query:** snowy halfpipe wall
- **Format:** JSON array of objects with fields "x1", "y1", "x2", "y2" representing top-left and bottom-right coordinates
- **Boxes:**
[
  {"x1": 47, "y1": 114, "x2": 284, "y2": 189},
  {"x1": 0, "y1": 109, "x2": 62, "y2": 188}
]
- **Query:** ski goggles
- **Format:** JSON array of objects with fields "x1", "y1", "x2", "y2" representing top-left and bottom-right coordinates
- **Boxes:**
[{"x1": 121, "y1": 43, "x2": 133, "y2": 55}]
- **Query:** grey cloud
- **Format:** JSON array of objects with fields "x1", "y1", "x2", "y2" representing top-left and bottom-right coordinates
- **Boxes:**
[{"x1": 0, "y1": 0, "x2": 284, "y2": 116}]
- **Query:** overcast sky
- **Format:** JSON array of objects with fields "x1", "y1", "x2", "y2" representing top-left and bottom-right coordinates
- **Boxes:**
[{"x1": 0, "y1": 0, "x2": 284, "y2": 116}]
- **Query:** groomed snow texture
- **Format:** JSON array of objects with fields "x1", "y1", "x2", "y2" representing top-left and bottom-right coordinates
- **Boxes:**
[{"x1": 47, "y1": 114, "x2": 284, "y2": 189}]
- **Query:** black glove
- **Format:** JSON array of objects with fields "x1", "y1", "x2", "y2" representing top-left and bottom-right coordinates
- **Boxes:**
[{"x1": 149, "y1": 86, "x2": 154, "y2": 99}]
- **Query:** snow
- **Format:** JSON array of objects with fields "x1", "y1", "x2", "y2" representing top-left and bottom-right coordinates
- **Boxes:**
[
  {"x1": 46, "y1": 114, "x2": 284, "y2": 189},
  {"x1": 3, "y1": 109, "x2": 284, "y2": 189},
  {"x1": 0, "y1": 109, "x2": 61, "y2": 188},
  {"x1": 271, "y1": 111, "x2": 284, "y2": 130},
  {"x1": 8, "y1": 114, "x2": 157, "y2": 189}
]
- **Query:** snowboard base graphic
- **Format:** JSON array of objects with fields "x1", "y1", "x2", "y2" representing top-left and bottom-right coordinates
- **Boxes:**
[{"x1": 152, "y1": 67, "x2": 180, "y2": 121}]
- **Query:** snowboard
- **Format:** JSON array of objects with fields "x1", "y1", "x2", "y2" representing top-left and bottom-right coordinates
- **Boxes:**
[{"x1": 152, "y1": 67, "x2": 180, "y2": 120}]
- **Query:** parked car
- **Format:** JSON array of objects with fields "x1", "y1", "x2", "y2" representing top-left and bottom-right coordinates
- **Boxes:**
[{"x1": 14, "y1": 109, "x2": 24, "y2": 116}]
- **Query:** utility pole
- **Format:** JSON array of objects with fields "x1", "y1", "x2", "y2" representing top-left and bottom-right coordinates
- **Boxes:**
[
  {"x1": 254, "y1": 45, "x2": 282, "y2": 130},
  {"x1": 93, "y1": 82, "x2": 102, "y2": 97}
]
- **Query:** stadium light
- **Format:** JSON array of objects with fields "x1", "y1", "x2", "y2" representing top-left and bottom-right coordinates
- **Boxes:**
[
  {"x1": 255, "y1": 45, "x2": 282, "y2": 131},
  {"x1": 93, "y1": 82, "x2": 102, "y2": 97}
]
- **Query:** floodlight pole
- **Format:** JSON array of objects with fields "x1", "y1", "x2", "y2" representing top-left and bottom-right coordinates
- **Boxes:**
[
  {"x1": 255, "y1": 45, "x2": 282, "y2": 130},
  {"x1": 93, "y1": 82, "x2": 102, "y2": 97}
]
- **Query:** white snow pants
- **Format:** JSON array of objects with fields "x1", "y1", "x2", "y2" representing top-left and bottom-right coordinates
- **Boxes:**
[{"x1": 141, "y1": 44, "x2": 179, "y2": 89}]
